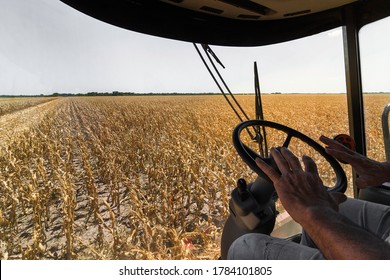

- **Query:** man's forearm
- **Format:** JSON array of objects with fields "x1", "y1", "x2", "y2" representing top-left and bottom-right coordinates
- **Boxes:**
[
  {"x1": 380, "y1": 162, "x2": 390, "y2": 182},
  {"x1": 302, "y1": 207, "x2": 390, "y2": 259}
]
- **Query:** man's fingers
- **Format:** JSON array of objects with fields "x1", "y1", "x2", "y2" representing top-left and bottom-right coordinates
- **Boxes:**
[
  {"x1": 320, "y1": 135, "x2": 354, "y2": 155},
  {"x1": 302, "y1": 155, "x2": 319, "y2": 176},
  {"x1": 255, "y1": 157, "x2": 280, "y2": 183},
  {"x1": 325, "y1": 147, "x2": 355, "y2": 164},
  {"x1": 270, "y1": 148, "x2": 293, "y2": 175},
  {"x1": 280, "y1": 147, "x2": 302, "y2": 172},
  {"x1": 319, "y1": 135, "x2": 343, "y2": 147}
]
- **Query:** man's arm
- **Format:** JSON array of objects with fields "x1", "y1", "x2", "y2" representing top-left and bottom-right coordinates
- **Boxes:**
[
  {"x1": 255, "y1": 147, "x2": 390, "y2": 259},
  {"x1": 302, "y1": 206, "x2": 390, "y2": 259},
  {"x1": 320, "y1": 135, "x2": 390, "y2": 188}
]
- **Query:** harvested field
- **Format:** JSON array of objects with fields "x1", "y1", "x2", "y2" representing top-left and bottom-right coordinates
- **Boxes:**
[
  {"x1": 0, "y1": 94, "x2": 388, "y2": 260},
  {"x1": 0, "y1": 98, "x2": 58, "y2": 146}
]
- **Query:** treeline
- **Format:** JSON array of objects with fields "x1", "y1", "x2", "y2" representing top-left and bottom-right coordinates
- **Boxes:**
[
  {"x1": 0, "y1": 92, "x2": 224, "y2": 98},
  {"x1": 51, "y1": 91, "x2": 223, "y2": 97}
]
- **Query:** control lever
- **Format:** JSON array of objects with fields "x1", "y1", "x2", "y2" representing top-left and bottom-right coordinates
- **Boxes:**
[{"x1": 229, "y1": 178, "x2": 275, "y2": 230}]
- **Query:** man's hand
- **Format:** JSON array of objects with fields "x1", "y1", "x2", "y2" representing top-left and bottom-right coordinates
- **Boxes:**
[
  {"x1": 255, "y1": 147, "x2": 390, "y2": 259},
  {"x1": 320, "y1": 135, "x2": 390, "y2": 188},
  {"x1": 255, "y1": 147, "x2": 346, "y2": 226}
]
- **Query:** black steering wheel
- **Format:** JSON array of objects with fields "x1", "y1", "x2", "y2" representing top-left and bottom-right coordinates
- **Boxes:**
[{"x1": 233, "y1": 120, "x2": 347, "y2": 193}]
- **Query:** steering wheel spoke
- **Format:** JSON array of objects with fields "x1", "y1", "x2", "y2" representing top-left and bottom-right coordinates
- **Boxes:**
[{"x1": 282, "y1": 132, "x2": 294, "y2": 148}]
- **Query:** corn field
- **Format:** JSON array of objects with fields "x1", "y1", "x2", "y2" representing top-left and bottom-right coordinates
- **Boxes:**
[{"x1": 0, "y1": 94, "x2": 388, "y2": 260}]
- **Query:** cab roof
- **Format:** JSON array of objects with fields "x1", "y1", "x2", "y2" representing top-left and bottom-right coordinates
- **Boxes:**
[{"x1": 61, "y1": 0, "x2": 390, "y2": 46}]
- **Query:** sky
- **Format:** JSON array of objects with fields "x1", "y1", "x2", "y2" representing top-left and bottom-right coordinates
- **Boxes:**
[{"x1": 0, "y1": 0, "x2": 389, "y2": 95}]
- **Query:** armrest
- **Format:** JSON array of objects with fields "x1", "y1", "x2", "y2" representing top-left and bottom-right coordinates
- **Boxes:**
[
  {"x1": 358, "y1": 184, "x2": 390, "y2": 206},
  {"x1": 382, "y1": 182, "x2": 390, "y2": 191}
]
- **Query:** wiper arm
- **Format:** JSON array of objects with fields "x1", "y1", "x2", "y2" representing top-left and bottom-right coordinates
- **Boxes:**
[{"x1": 202, "y1": 44, "x2": 225, "y2": 69}]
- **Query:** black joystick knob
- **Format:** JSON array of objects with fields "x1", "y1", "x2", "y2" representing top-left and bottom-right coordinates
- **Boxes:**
[{"x1": 237, "y1": 178, "x2": 249, "y2": 200}]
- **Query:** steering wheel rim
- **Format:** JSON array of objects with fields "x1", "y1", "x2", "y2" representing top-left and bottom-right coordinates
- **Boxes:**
[{"x1": 233, "y1": 120, "x2": 347, "y2": 193}]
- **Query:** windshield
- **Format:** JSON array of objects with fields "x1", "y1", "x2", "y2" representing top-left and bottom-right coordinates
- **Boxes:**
[
  {"x1": 360, "y1": 17, "x2": 390, "y2": 163},
  {"x1": 1, "y1": 1, "x2": 389, "y2": 261}
]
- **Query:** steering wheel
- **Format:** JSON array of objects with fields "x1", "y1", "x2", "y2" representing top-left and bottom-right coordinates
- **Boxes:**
[{"x1": 233, "y1": 120, "x2": 347, "y2": 193}]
